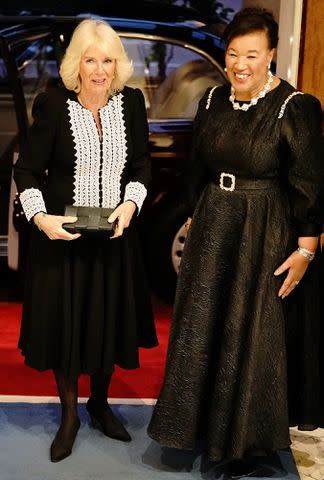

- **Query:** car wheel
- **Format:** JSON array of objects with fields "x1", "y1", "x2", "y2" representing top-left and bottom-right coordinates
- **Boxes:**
[
  {"x1": 146, "y1": 203, "x2": 189, "y2": 303},
  {"x1": 171, "y1": 222, "x2": 187, "y2": 274}
]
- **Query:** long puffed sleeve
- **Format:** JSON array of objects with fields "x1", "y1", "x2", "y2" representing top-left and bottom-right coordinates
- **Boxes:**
[
  {"x1": 186, "y1": 89, "x2": 210, "y2": 215},
  {"x1": 123, "y1": 88, "x2": 151, "y2": 213},
  {"x1": 14, "y1": 92, "x2": 57, "y2": 221},
  {"x1": 280, "y1": 93, "x2": 324, "y2": 236}
]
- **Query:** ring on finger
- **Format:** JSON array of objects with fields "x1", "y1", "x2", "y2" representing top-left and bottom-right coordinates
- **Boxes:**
[{"x1": 294, "y1": 280, "x2": 300, "y2": 285}]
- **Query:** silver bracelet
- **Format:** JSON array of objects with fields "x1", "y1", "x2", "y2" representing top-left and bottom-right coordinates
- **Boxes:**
[
  {"x1": 35, "y1": 212, "x2": 47, "y2": 231},
  {"x1": 297, "y1": 247, "x2": 315, "y2": 262}
]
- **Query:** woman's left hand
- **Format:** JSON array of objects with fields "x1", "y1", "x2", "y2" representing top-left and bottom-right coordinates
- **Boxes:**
[
  {"x1": 108, "y1": 201, "x2": 137, "y2": 239},
  {"x1": 274, "y1": 251, "x2": 310, "y2": 298}
]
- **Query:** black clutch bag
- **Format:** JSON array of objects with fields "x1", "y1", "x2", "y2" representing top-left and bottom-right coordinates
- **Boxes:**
[{"x1": 62, "y1": 206, "x2": 116, "y2": 235}]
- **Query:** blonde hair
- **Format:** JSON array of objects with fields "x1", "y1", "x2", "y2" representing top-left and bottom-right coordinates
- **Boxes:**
[{"x1": 60, "y1": 19, "x2": 133, "y2": 94}]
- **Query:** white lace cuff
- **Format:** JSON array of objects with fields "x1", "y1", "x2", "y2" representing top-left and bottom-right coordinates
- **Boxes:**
[
  {"x1": 124, "y1": 181, "x2": 147, "y2": 214},
  {"x1": 19, "y1": 188, "x2": 47, "y2": 222}
]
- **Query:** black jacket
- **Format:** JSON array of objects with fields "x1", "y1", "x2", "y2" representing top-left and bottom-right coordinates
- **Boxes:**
[{"x1": 14, "y1": 85, "x2": 150, "y2": 220}]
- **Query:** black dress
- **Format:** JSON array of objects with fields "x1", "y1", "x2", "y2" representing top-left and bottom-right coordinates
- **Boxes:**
[
  {"x1": 148, "y1": 80, "x2": 324, "y2": 461},
  {"x1": 14, "y1": 86, "x2": 158, "y2": 378}
]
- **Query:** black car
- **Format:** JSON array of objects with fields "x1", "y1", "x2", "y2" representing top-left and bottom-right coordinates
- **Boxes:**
[{"x1": 0, "y1": 6, "x2": 227, "y2": 300}]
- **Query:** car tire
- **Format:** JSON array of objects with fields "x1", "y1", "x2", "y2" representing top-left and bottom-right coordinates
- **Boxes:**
[{"x1": 146, "y1": 202, "x2": 189, "y2": 303}]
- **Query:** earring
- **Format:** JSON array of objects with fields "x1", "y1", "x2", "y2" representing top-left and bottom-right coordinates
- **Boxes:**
[{"x1": 224, "y1": 67, "x2": 227, "y2": 72}]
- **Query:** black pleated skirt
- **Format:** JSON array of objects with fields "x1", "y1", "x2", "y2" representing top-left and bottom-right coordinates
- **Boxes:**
[
  {"x1": 19, "y1": 224, "x2": 158, "y2": 377},
  {"x1": 148, "y1": 181, "x2": 293, "y2": 461}
]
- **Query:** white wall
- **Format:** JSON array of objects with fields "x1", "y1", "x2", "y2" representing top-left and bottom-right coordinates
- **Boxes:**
[
  {"x1": 242, "y1": 0, "x2": 280, "y2": 20},
  {"x1": 276, "y1": 0, "x2": 303, "y2": 87}
]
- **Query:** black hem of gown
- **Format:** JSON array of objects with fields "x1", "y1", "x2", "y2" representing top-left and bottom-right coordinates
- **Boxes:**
[{"x1": 147, "y1": 429, "x2": 292, "y2": 463}]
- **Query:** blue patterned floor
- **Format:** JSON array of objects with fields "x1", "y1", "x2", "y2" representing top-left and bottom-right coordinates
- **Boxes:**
[{"x1": 0, "y1": 402, "x2": 300, "y2": 480}]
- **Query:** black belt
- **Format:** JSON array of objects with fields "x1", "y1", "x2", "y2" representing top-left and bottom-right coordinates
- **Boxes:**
[{"x1": 213, "y1": 172, "x2": 280, "y2": 191}]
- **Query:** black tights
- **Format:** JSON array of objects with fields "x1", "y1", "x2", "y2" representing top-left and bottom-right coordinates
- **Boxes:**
[
  {"x1": 53, "y1": 369, "x2": 79, "y2": 429},
  {"x1": 89, "y1": 371, "x2": 112, "y2": 406},
  {"x1": 53, "y1": 369, "x2": 112, "y2": 418}
]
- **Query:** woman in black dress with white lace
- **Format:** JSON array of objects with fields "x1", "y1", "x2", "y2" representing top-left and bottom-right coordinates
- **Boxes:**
[
  {"x1": 148, "y1": 8, "x2": 324, "y2": 475},
  {"x1": 14, "y1": 19, "x2": 157, "y2": 462}
]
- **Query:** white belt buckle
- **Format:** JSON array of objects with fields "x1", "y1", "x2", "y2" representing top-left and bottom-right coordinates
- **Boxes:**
[{"x1": 220, "y1": 172, "x2": 236, "y2": 191}]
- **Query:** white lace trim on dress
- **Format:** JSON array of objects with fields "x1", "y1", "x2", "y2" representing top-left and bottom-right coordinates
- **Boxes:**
[
  {"x1": 205, "y1": 86, "x2": 218, "y2": 110},
  {"x1": 278, "y1": 91, "x2": 304, "y2": 118},
  {"x1": 67, "y1": 92, "x2": 127, "y2": 208},
  {"x1": 67, "y1": 98, "x2": 101, "y2": 206},
  {"x1": 124, "y1": 181, "x2": 147, "y2": 213},
  {"x1": 100, "y1": 94, "x2": 128, "y2": 209},
  {"x1": 19, "y1": 187, "x2": 47, "y2": 222}
]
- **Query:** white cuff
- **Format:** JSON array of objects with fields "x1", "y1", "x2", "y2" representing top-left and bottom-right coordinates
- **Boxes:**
[
  {"x1": 124, "y1": 181, "x2": 147, "y2": 214},
  {"x1": 19, "y1": 188, "x2": 47, "y2": 222}
]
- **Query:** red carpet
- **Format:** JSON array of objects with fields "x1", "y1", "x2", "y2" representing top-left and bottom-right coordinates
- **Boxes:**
[{"x1": 0, "y1": 300, "x2": 171, "y2": 398}]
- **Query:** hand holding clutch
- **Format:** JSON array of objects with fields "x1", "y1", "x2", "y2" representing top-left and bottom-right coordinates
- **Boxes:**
[
  {"x1": 34, "y1": 212, "x2": 81, "y2": 241},
  {"x1": 62, "y1": 206, "x2": 116, "y2": 236},
  {"x1": 108, "y1": 201, "x2": 137, "y2": 239}
]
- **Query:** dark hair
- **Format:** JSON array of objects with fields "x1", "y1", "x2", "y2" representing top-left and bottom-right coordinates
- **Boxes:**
[{"x1": 222, "y1": 7, "x2": 279, "y2": 50}]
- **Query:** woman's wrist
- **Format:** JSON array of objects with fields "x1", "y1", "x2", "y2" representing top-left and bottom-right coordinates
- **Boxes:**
[
  {"x1": 297, "y1": 247, "x2": 315, "y2": 262},
  {"x1": 33, "y1": 211, "x2": 47, "y2": 231},
  {"x1": 124, "y1": 199, "x2": 137, "y2": 215},
  {"x1": 296, "y1": 236, "x2": 318, "y2": 262},
  {"x1": 298, "y1": 236, "x2": 318, "y2": 252},
  {"x1": 124, "y1": 199, "x2": 137, "y2": 208}
]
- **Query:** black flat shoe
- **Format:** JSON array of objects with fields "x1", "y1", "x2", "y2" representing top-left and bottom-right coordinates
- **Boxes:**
[
  {"x1": 86, "y1": 399, "x2": 131, "y2": 442},
  {"x1": 225, "y1": 459, "x2": 258, "y2": 479},
  {"x1": 50, "y1": 416, "x2": 80, "y2": 463}
]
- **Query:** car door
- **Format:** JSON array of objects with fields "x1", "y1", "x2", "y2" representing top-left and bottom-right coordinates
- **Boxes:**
[{"x1": 0, "y1": 22, "x2": 60, "y2": 294}]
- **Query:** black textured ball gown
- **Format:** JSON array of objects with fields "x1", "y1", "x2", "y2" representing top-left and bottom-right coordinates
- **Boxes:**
[{"x1": 148, "y1": 80, "x2": 324, "y2": 461}]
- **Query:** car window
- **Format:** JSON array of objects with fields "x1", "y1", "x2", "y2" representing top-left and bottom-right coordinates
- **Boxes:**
[
  {"x1": 0, "y1": 54, "x2": 18, "y2": 240},
  {"x1": 121, "y1": 37, "x2": 225, "y2": 120},
  {"x1": 0, "y1": 57, "x2": 18, "y2": 168},
  {"x1": 15, "y1": 39, "x2": 59, "y2": 124},
  {"x1": 4, "y1": 33, "x2": 225, "y2": 125}
]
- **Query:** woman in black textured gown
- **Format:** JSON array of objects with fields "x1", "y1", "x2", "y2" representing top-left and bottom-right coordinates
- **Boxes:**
[
  {"x1": 14, "y1": 19, "x2": 157, "y2": 462},
  {"x1": 148, "y1": 7, "x2": 324, "y2": 474}
]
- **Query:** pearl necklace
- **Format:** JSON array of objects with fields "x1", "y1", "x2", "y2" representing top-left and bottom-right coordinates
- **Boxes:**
[{"x1": 229, "y1": 70, "x2": 273, "y2": 111}]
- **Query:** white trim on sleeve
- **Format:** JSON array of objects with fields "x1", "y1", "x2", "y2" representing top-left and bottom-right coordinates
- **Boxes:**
[
  {"x1": 19, "y1": 187, "x2": 46, "y2": 221},
  {"x1": 124, "y1": 181, "x2": 147, "y2": 214}
]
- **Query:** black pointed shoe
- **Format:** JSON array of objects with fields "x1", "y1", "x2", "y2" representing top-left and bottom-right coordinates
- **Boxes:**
[
  {"x1": 50, "y1": 416, "x2": 80, "y2": 463},
  {"x1": 224, "y1": 459, "x2": 258, "y2": 479},
  {"x1": 86, "y1": 399, "x2": 131, "y2": 442}
]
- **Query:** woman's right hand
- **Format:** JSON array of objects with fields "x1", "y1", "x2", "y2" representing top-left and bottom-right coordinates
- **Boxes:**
[
  {"x1": 33, "y1": 213, "x2": 81, "y2": 241},
  {"x1": 185, "y1": 217, "x2": 192, "y2": 233}
]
